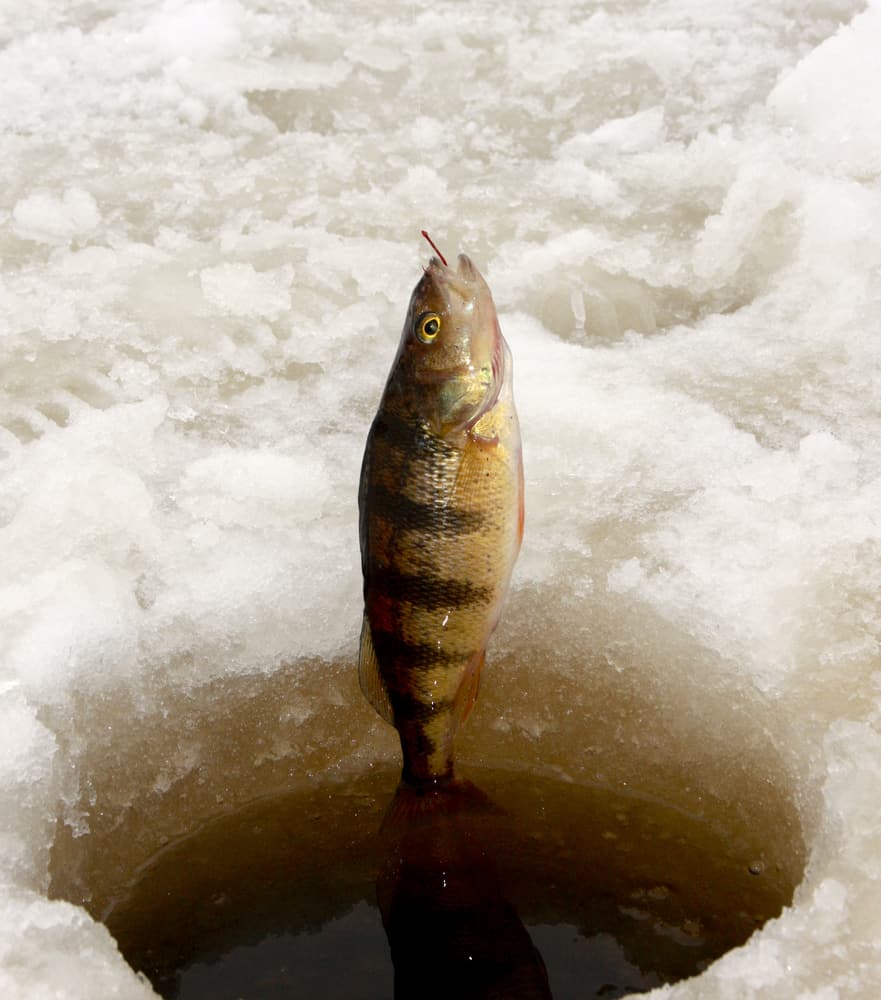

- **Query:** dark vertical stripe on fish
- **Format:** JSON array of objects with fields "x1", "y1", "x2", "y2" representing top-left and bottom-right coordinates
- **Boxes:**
[
  {"x1": 370, "y1": 629, "x2": 462, "y2": 671},
  {"x1": 391, "y1": 690, "x2": 455, "y2": 722},
  {"x1": 366, "y1": 483, "x2": 485, "y2": 536},
  {"x1": 371, "y1": 567, "x2": 492, "y2": 610}
]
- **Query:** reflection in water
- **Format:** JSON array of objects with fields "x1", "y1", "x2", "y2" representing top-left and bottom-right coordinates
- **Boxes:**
[
  {"x1": 376, "y1": 779, "x2": 552, "y2": 1000},
  {"x1": 77, "y1": 765, "x2": 798, "y2": 999}
]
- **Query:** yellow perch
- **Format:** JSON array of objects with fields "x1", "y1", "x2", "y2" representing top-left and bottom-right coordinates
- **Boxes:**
[{"x1": 358, "y1": 239, "x2": 523, "y2": 785}]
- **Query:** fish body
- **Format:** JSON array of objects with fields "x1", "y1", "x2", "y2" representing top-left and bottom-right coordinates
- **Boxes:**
[{"x1": 358, "y1": 252, "x2": 523, "y2": 785}]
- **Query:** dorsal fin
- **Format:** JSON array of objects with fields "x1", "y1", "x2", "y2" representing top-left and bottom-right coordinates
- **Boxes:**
[{"x1": 358, "y1": 614, "x2": 394, "y2": 724}]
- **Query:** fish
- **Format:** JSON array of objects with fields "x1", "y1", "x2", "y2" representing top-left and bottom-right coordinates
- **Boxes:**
[
  {"x1": 376, "y1": 779, "x2": 552, "y2": 1000},
  {"x1": 358, "y1": 237, "x2": 523, "y2": 786}
]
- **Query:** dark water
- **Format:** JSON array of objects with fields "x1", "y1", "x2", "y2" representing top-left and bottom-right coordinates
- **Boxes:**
[{"x1": 103, "y1": 765, "x2": 794, "y2": 999}]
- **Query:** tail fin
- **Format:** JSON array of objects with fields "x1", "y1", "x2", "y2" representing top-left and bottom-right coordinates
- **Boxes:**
[{"x1": 380, "y1": 776, "x2": 499, "y2": 834}]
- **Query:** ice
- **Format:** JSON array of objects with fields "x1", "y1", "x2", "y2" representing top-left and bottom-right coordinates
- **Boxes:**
[
  {"x1": 2, "y1": 0, "x2": 881, "y2": 996},
  {"x1": 145, "y1": 0, "x2": 244, "y2": 58},
  {"x1": 0, "y1": 887, "x2": 156, "y2": 1000},
  {"x1": 199, "y1": 261, "x2": 293, "y2": 320},
  {"x1": 769, "y1": 0, "x2": 881, "y2": 177},
  {"x1": 12, "y1": 188, "x2": 101, "y2": 247}
]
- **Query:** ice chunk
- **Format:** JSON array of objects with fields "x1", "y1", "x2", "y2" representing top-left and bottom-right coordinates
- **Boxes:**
[
  {"x1": 565, "y1": 107, "x2": 668, "y2": 155},
  {"x1": 12, "y1": 189, "x2": 100, "y2": 246},
  {"x1": 199, "y1": 262, "x2": 293, "y2": 320},
  {"x1": 0, "y1": 888, "x2": 156, "y2": 1000},
  {"x1": 144, "y1": 0, "x2": 243, "y2": 58},
  {"x1": 0, "y1": 691, "x2": 58, "y2": 889},
  {"x1": 769, "y1": 0, "x2": 881, "y2": 176}
]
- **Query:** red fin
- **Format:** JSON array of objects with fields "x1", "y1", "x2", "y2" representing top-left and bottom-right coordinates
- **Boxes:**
[
  {"x1": 381, "y1": 777, "x2": 497, "y2": 834},
  {"x1": 517, "y1": 450, "x2": 525, "y2": 545},
  {"x1": 455, "y1": 649, "x2": 486, "y2": 724}
]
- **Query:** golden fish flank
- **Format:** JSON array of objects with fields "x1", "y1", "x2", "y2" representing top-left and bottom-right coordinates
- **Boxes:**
[{"x1": 358, "y1": 249, "x2": 524, "y2": 785}]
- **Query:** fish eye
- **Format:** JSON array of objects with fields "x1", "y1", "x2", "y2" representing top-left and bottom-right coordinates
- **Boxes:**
[{"x1": 416, "y1": 312, "x2": 441, "y2": 343}]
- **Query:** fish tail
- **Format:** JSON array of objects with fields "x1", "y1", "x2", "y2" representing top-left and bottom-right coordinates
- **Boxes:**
[{"x1": 380, "y1": 776, "x2": 497, "y2": 834}]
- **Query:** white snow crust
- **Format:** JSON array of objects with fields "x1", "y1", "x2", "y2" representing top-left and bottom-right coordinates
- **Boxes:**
[{"x1": 2, "y1": 0, "x2": 880, "y2": 996}]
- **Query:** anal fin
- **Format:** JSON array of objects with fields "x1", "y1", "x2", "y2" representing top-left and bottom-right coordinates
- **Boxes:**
[{"x1": 359, "y1": 614, "x2": 394, "y2": 725}]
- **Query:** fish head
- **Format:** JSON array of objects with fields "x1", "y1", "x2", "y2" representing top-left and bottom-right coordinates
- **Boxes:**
[{"x1": 396, "y1": 254, "x2": 504, "y2": 437}]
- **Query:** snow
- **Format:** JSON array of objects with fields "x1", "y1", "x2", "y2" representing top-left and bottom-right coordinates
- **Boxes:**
[
  {"x1": 12, "y1": 188, "x2": 102, "y2": 246},
  {"x1": 2, "y1": 0, "x2": 881, "y2": 996}
]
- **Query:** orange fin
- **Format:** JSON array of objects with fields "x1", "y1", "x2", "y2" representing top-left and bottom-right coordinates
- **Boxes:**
[
  {"x1": 455, "y1": 649, "x2": 485, "y2": 724},
  {"x1": 516, "y1": 448, "x2": 525, "y2": 545},
  {"x1": 358, "y1": 614, "x2": 394, "y2": 725},
  {"x1": 381, "y1": 777, "x2": 497, "y2": 834}
]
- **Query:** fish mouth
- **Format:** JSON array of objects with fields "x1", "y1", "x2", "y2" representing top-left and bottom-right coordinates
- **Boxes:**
[
  {"x1": 425, "y1": 253, "x2": 483, "y2": 301},
  {"x1": 455, "y1": 253, "x2": 479, "y2": 280}
]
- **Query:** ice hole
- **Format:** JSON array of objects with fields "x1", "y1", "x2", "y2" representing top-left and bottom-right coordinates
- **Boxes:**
[{"x1": 49, "y1": 620, "x2": 807, "y2": 999}]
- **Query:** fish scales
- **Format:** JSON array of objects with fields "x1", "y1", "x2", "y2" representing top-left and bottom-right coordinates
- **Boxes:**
[{"x1": 359, "y1": 249, "x2": 523, "y2": 785}]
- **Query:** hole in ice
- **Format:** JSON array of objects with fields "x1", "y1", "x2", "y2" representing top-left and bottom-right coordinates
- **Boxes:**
[
  {"x1": 48, "y1": 648, "x2": 804, "y2": 1000},
  {"x1": 81, "y1": 766, "x2": 794, "y2": 1000}
]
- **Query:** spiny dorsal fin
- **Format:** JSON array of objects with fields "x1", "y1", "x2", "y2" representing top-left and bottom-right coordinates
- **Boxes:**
[{"x1": 358, "y1": 614, "x2": 394, "y2": 725}]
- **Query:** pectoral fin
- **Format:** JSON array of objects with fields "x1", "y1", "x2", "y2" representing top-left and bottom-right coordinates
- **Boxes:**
[{"x1": 358, "y1": 614, "x2": 394, "y2": 725}]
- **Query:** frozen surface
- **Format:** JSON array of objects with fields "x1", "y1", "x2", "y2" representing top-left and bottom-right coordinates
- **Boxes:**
[{"x1": 1, "y1": 0, "x2": 880, "y2": 997}]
